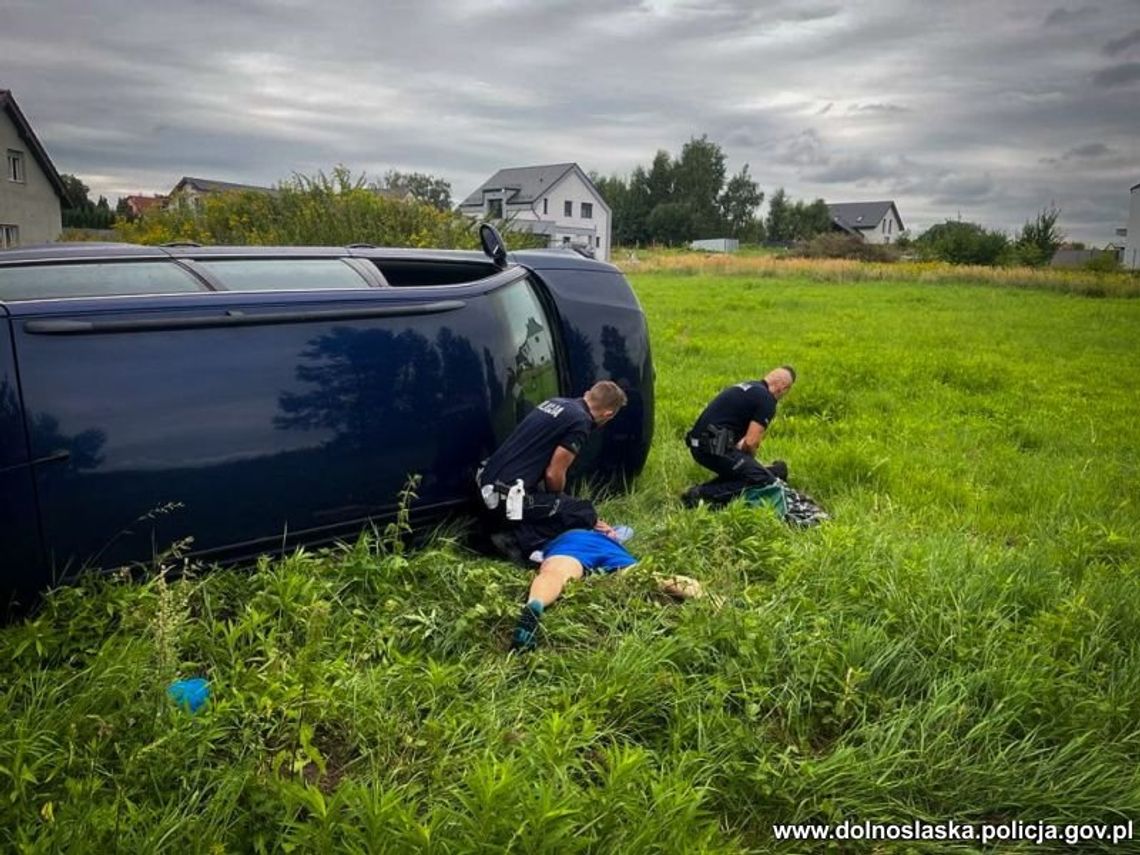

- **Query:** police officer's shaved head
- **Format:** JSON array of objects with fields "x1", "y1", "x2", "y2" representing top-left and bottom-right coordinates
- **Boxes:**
[
  {"x1": 765, "y1": 366, "x2": 796, "y2": 399},
  {"x1": 584, "y1": 381, "x2": 627, "y2": 424}
]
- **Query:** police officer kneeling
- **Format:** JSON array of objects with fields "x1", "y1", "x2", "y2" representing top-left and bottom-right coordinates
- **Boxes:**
[
  {"x1": 478, "y1": 381, "x2": 627, "y2": 561},
  {"x1": 683, "y1": 366, "x2": 795, "y2": 505}
]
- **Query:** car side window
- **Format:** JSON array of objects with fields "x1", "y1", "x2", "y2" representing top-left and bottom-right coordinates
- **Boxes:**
[
  {"x1": 0, "y1": 262, "x2": 207, "y2": 301},
  {"x1": 196, "y1": 259, "x2": 371, "y2": 291},
  {"x1": 487, "y1": 278, "x2": 560, "y2": 410}
]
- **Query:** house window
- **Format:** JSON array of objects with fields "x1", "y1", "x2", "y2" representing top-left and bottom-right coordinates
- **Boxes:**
[
  {"x1": 543, "y1": 198, "x2": 548, "y2": 215},
  {"x1": 487, "y1": 198, "x2": 503, "y2": 219},
  {"x1": 1, "y1": 225, "x2": 18, "y2": 248},
  {"x1": 581, "y1": 202, "x2": 593, "y2": 219},
  {"x1": 595, "y1": 236, "x2": 601, "y2": 248},
  {"x1": 564, "y1": 200, "x2": 573, "y2": 217},
  {"x1": 7, "y1": 150, "x2": 25, "y2": 183},
  {"x1": 562, "y1": 236, "x2": 571, "y2": 246}
]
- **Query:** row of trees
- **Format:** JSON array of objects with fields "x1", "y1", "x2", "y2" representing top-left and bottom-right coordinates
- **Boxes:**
[
  {"x1": 909, "y1": 207, "x2": 1068, "y2": 267},
  {"x1": 113, "y1": 167, "x2": 537, "y2": 250},
  {"x1": 592, "y1": 136, "x2": 836, "y2": 247},
  {"x1": 59, "y1": 169, "x2": 455, "y2": 232},
  {"x1": 60, "y1": 174, "x2": 118, "y2": 229}
]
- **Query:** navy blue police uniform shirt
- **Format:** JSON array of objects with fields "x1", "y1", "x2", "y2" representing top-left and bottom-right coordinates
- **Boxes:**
[
  {"x1": 479, "y1": 397, "x2": 594, "y2": 491},
  {"x1": 690, "y1": 380, "x2": 777, "y2": 444}
]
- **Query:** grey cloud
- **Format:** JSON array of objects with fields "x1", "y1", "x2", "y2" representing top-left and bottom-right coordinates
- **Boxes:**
[
  {"x1": 1044, "y1": 5, "x2": 1098, "y2": 25},
  {"x1": 2, "y1": 0, "x2": 1137, "y2": 243},
  {"x1": 848, "y1": 103, "x2": 910, "y2": 113},
  {"x1": 1091, "y1": 62, "x2": 1140, "y2": 85},
  {"x1": 807, "y1": 153, "x2": 920, "y2": 185},
  {"x1": 1063, "y1": 142, "x2": 1112, "y2": 158},
  {"x1": 1103, "y1": 28, "x2": 1140, "y2": 53},
  {"x1": 776, "y1": 129, "x2": 830, "y2": 167}
]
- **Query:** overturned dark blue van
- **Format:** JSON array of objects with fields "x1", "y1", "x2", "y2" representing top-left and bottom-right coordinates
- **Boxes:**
[{"x1": 0, "y1": 237, "x2": 653, "y2": 608}]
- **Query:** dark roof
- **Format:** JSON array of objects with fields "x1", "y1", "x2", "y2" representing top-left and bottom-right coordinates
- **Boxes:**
[
  {"x1": 459, "y1": 163, "x2": 578, "y2": 207},
  {"x1": 827, "y1": 201, "x2": 904, "y2": 232},
  {"x1": 830, "y1": 217, "x2": 861, "y2": 237},
  {"x1": 172, "y1": 176, "x2": 275, "y2": 194},
  {"x1": 0, "y1": 89, "x2": 68, "y2": 203}
]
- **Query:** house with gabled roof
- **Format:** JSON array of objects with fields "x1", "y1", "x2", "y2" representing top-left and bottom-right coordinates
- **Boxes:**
[
  {"x1": 0, "y1": 89, "x2": 68, "y2": 248},
  {"x1": 827, "y1": 200, "x2": 905, "y2": 244},
  {"x1": 167, "y1": 176, "x2": 275, "y2": 210},
  {"x1": 458, "y1": 163, "x2": 612, "y2": 260}
]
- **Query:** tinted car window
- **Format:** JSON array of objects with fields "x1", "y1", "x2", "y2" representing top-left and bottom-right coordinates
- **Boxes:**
[
  {"x1": 487, "y1": 277, "x2": 560, "y2": 410},
  {"x1": 0, "y1": 262, "x2": 207, "y2": 301},
  {"x1": 198, "y1": 259, "x2": 371, "y2": 291}
]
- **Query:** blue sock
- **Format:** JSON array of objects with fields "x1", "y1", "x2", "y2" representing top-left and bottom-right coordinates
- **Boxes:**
[{"x1": 511, "y1": 600, "x2": 544, "y2": 651}]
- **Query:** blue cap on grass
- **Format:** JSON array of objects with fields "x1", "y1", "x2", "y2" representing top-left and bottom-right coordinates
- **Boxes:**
[{"x1": 167, "y1": 677, "x2": 210, "y2": 713}]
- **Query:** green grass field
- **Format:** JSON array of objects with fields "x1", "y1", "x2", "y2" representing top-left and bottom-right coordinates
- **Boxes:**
[{"x1": 2, "y1": 272, "x2": 1139, "y2": 852}]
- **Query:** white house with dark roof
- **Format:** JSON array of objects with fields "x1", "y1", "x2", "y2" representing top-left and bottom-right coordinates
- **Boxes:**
[
  {"x1": 167, "y1": 176, "x2": 275, "y2": 209},
  {"x1": 0, "y1": 89, "x2": 68, "y2": 247},
  {"x1": 827, "y1": 200, "x2": 905, "y2": 244},
  {"x1": 1125, "y1": 181, "x2": 1140, "y2": 270},
  {"x1": 458, "y1": 163, "x2": 612, "y2": 260}
]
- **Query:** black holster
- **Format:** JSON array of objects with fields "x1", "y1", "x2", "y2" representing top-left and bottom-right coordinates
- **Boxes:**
[{"x1": 689, "y1": 426, "x2": 735, "y2": 456}]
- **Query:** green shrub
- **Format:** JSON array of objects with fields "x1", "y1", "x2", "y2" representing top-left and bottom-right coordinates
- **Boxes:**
[
  {"x1": 114, "y1": 167, "x2": 545, "y2": 250},
  {"x1": 795, "y1": 233, "x2": 899, "y2": 262},
  {"x1": 914, "y1": 220, "x2": 1009, "y2": 265},
  {"x1": 1085, "y1": 252, "x2": 1122, "y2": 273}
]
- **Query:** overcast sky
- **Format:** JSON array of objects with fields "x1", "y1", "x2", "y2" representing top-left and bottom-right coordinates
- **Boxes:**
[{"x1": 3, "y1": 0, "x2": 1138, "y2": 242}]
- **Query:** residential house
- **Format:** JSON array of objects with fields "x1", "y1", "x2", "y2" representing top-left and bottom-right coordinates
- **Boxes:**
[
  {"x1": 827, "y1": 201, "x2": 905, "y2": 244},
  {"x1": 457, "y1": 163, "x2": 612, "y2": 260},
  {"x1": 123, "y1": 194, "x2": 166, "y2": 218},
  {"x1": 167, "y1": 176, "x2": 275, "y2": 209},
  {"x1": 372, "y1": 186, "x2": 417, "y2": 203},
  {"x1": 1125, "y1": 183, "x2": 1140, "y2": 270},
  {"x1": 0, "y1": 89, "x2": 67, "y2": 247}
]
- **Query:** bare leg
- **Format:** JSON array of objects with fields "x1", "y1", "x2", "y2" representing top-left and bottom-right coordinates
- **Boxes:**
[
  {"x1": 527, "y1": 555, "x2": 585, "y2": 607},
  {"x1": 511, "y1": 555, "x2": 585, "y2": 651}
]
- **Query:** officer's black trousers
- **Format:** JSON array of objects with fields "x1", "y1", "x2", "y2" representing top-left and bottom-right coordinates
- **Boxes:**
[
  {"x1": 689, "y1": 447, "x2": 776, "y2": 486},
  {"x1": 513, "y1": 492, "x2": 598, "y2": 556},
  {"x1": 479, "y1": 488, "x2": 599, "y2": 562}
]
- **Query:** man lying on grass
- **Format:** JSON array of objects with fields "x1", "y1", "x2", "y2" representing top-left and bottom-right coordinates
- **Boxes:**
[{"x1": 510, "y1": 527, "x2": 636, "y2": 652}]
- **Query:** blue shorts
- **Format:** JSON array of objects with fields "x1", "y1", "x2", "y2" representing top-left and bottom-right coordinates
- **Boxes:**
[{"x1": 543, "y1": 529, "x2": 637, "y2": 576}]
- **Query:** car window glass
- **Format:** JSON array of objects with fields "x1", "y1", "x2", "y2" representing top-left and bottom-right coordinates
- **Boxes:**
[
  {"x1": 197, "y1": 259, "x2": 371, "y2": 291},
  {"x1": 487, "y1": 278, "x2": 559, "y2": 407},
  {"x1": 0, "y1": 262, "x2": 207, "y2": 301}
]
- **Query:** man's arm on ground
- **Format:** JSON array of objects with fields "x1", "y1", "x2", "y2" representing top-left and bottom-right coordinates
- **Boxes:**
[
  {"x1": 544, "y1": 446, "x2": 577, "y2": 492},
  {"x1": 737, "y1": 421, "x2": 765, "y2": 456},
  {"x1": 594, "y1": 519, "x2": 617, "y2": 539}
]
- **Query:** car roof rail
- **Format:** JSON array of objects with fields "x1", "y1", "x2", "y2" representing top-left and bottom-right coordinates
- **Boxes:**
[
  {"x1": 346, "y1": 243, "x2": 377, "y2": 249},
  {"x1": 161, "y1": 241, "x2": 203, "y2": 248}
]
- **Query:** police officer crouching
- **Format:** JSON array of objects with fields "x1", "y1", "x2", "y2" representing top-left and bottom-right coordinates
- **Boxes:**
[
  {"x1": 682, "y1": 366, "x2": 795, "y2": 506},
  {"x1": 478, "y1": 381, "x2": 628, "y2": 562}
]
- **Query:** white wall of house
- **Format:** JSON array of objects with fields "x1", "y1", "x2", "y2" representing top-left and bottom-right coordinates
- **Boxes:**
[
  {"x1": 535, "y1": 170, "x2": 611, "y2": 260},
  {"x1": 1125, "y1": 185, "x2": 1140, "y2": 270},
  {"x1": 0, "y1": 113, "x2": 62, "y2": 246},
  {"x1": 469, "y1": 169, "x2": 612, "y2": 260},
  {"x1": 863, "y1": 207, "x2": 903, "y2": 245}
]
